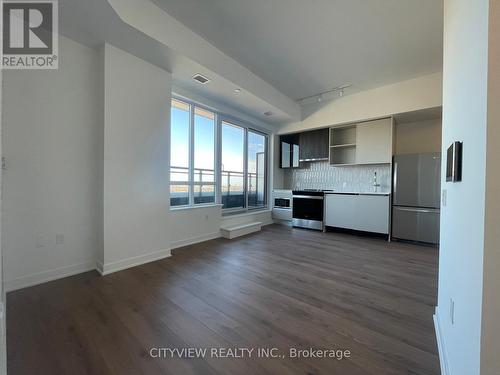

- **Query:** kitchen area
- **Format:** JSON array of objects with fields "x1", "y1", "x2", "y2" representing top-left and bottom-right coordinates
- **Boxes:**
[{"x1": 273, "y1": 108, "x2": 442, "y2": 245}]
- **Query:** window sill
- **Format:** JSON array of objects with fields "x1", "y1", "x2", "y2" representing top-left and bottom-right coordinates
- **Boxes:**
[
  {"x1": 221, "y1": 208, "x2": 271, "y2": 218},
  {"x1": 170, "y1": 204, "x2": 223, "y2": 212}
]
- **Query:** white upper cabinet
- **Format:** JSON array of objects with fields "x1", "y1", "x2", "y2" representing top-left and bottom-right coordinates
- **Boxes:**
[{"x1": 355, "y1": 118, "x2": 393, "y2": 165}]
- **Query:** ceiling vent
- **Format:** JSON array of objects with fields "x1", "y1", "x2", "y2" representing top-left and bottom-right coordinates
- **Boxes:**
[
  {"x1": 192, "y1": 73, "x2": 211, "y2": 84},
  {"x1": 264, "y1": 111, "x2": 274, "y2": 117}
]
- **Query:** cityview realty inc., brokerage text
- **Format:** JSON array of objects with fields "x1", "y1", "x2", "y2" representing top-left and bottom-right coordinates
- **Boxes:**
[{"x1": 149, "y1": 347, "x2": 352, "y2": 360}]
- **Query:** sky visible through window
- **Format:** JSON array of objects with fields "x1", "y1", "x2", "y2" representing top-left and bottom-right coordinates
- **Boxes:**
[
  {"x1": 170, "y1": 107, "x2": 248, "y2": 173},
  {"x1": 170, "y1": 99, "x2": 266, "y2": 208},
  {"x1": 170, "y1": 104, "x2": 189, "y2": 170}
]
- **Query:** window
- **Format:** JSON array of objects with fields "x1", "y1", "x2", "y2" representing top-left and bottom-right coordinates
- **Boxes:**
[
  {"x1": 221, "y1": 121, "x2": 245, "y2": 209},
  {"x1": 194, "y1": 107, "x2": 216, "y2": 204},
  {"x1": 170, "y1": 99, "x2": 190, "y2": 206},
  {"x1": 169, "y1": 98, "x2": 268, "y2": 212},
  {"x1": 247, "y1": 130, "x2": 267, "y2": 209}
]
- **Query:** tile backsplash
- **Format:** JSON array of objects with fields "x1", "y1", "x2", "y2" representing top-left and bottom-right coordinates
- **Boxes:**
[{"x1": 283, "y1": 161, "x2": 392, "y2": 193}]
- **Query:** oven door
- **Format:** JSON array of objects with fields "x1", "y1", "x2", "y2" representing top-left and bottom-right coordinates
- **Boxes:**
[
  {"x1": 274, "y1": 197, "x2": 290, "y2": 208},
  {"x1": 292, "y1": 196, "x2": 324, "y2": 221}
]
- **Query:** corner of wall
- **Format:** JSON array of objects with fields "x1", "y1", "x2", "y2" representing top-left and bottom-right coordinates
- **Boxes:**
[{"x1": 434, "y1": 308, "x2": 450, "y2": 375}]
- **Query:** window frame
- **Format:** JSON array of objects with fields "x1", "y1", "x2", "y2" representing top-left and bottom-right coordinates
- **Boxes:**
[
  {"x1": 169, "y1": 96, "x2": 269, "y2": 214},
  {"x1": 192, "y1": 105, "x2": 217, "y2": 206},
  {"x1": 246, "y1": 128, "x2": 269, "y2": 211},
  {"x1": 169, "y1": 98, "x2": 192, "y2": 207}
]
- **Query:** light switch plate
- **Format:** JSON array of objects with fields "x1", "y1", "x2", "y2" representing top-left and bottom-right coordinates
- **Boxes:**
[
  {"x1": 36, "y1": 234, "x2": 46, "y2": 248},
  {"x1": 56, "y1": 234, "x2": 64, "y2": 245},
  {"x1": 450, "y1": 298, "x2": 455, "y2": 324},
  {"x1": 442, "y1": 189, "x2": 447, "y2": 207}
]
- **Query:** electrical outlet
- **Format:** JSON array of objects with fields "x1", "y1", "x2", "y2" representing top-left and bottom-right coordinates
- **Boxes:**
[
  {"x1": 36, "y1": 234, "x2": 47, "y2": 248},
  {"x1": 56, "y1": 234, "x2": 65, "y2": 245},
  {"x1": 442, "y1": 189, "x2": 447, "y2": 207},
  {"x1": 450, "y1": 298, "x2": 455, "y2": 325}
]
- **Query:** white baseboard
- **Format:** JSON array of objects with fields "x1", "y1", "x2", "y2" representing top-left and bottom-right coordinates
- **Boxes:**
[
  {"x1": 96, "y1": 248, "x2": 171, "y2": 276},
  {"x1": 0, "y1": 301, "x2": 5, "y2": 375},
  {"x1": 5, "y1": 260, "x2": 96, "y2": 292},
  {"x1": 5, "y1": 223, "x2": 273, "y2": 291},
  {"x1": 171, "y1": 231, "x2": 221, "y2": 250},
  {"x1": 434, "y1": 309, "x2": 450, "y2": 375}
]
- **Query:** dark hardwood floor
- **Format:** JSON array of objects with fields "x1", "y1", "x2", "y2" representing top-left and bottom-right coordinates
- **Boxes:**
[{"x1": 7, "y1": 224, "x2": 440, "y2": 375}]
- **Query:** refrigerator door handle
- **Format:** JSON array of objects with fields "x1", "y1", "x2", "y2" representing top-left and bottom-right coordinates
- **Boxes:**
[
  {"x1": 394, "y1": 207, "x2": 440, "y2": 213},
  {"x1": 392, "y1": 160, "x2": 398, "y2": 201}
]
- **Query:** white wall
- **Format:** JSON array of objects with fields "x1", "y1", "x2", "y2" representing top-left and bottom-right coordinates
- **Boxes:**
[
  {"x1": 0, "y1": 32, "x2": 6, "y2": 374},
  {"x1": 2, "y1": 36, "x2": 101, "y2": 291},
  {"x1": 436, "y1": 1, "x2": 489, "y2": 374},
  {"x1": 395, "y1": 119, "x2": 442, "y2": 155},
  {"x1": 279, "y1": 72, "x2": 442, "y2": 134},
  {"x1": 170, "y1": 205, "x2": 222, "y2": 249},
  {"x1": 101, "y1": 44, "x2": 171, "y2": 274},
  {"x1": 170, "y1": 205, "x2": 273, "y2": 251},
  {"x1": 481, "y1": 1, "x2": 500, "y2": 374},
  {"x1": 2, "y1": 36, "x2": 274, "y2": 288}
]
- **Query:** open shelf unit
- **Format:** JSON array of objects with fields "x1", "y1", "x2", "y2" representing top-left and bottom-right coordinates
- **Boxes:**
[{"x1": 329, "y1": 125, "x2": 357, "y2": 165}]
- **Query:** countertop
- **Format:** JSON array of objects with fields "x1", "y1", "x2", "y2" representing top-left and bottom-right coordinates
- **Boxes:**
[
  {"x1": 324, "y1": 191, "x2": 391, "y2": 196},
  {"x1": 273, "y1": 189, "x2": 293, "y2": 193},
  {"x1": 273, "y1": 189, "x2": 391, "y2": 196}
]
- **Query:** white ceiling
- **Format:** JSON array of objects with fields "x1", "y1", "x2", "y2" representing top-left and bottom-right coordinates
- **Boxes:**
[
  {"x1": 152, "y1": 0, "x2": 444, "y2": 100},
  {"x1": 58, "y1": 0, "x2": 298, "y2": 125}
]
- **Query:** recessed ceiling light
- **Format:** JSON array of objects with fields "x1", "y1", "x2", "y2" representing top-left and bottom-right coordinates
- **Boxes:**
[
  {"x1": 192, "y1": 73, "x2": 211, "y2": 84},
  {"x1": 234, "y1": 88, "x2": 241, "y2": 94}
]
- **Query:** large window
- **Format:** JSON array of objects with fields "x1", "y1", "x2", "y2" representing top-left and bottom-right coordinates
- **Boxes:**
[
  {"x1": 170, "y1": 99, "x2": 190, "y2": 206},
  {"x1": 170, "y1": 98, "x2": 268, "y2": 211},
  {"x1": 247, "y1": 130, "x2": 267, "y2": 209},
  {"x1": 221, "y1": 121, "x2": 245, "y2": 209},
  {"x1": 194, "y1": 107, "x2": 216, "y2": 204}
]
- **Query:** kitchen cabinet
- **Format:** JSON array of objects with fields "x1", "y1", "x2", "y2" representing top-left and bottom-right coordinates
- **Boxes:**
[
  {"x1": 355, "y1": 118, "x2": 393, "y2": 164},
  {"x1": 280, "y1": 134, "x2": 300, "y2": 168},
  {"x1": 329, "y1": 125, "x2": 357, "y2": 165},
  {"x1": 324, "y1": 194, "x2": 390, "y2": 234},
  {"x1": 324, "y1": 194, "x2": 357, "y2": 229},
  {"x1": 281, "y1": 142, "x2": 291, "y2": 168},
  {"x1": 299, "y1": 129, "x2": 329, "y2": 161},
  {"x1": 329, "y1": 118, "x2": 393, "y2": 166}
]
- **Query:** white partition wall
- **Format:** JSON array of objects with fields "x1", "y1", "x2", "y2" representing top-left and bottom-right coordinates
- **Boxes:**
[
  {"x1": 436, "y1": 1, "x2": 500, "y2": 375},
  {"x1": 100, "y1": 44, "x2": 172, "y2": 274}
]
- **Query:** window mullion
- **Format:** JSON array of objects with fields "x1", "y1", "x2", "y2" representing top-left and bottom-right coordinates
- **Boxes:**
[
  {"x1": 189, "y1": 104, "x2": 195, "y2": 206},
  {"x1": 215, "y1": 114, "x2": 222, "y2": 205},
  {"x1": 244, "y1": 128, "x2": 248, "y2": 210}
]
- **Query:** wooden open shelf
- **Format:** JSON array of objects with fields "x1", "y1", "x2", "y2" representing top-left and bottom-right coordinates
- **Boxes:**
[{"x1": 329, "y1": 126, "x2": 357, "y2": 165}]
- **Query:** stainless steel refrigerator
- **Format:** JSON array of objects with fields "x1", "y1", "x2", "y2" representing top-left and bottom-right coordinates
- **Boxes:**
[{"x1": 392, "y1": 153, "x2": 441, "y2": 244}]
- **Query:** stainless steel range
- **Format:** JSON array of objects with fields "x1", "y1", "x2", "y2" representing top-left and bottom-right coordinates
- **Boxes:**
[{"x1": 292, "y1": 190, "x2": 330, "y2": 230}]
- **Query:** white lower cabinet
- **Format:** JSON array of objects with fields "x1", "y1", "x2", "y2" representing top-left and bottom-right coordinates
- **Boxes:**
[
  {"x1": 324, "y1": 194, "x2": 357, "y2": 229},
  {"x1": 325, "y1": 194, "x2": 390, "y2": 234}
]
